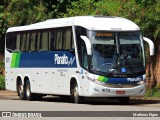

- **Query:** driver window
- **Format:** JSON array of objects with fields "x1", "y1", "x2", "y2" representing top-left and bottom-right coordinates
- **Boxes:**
[{"x1": 75, "y1": 26, "x2": 88, "y2": 69}]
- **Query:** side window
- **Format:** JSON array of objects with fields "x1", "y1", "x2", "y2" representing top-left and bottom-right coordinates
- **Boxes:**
[
  {"x1": 56, "y1": 29, "x2": 63, "y2": 49},
  {"x1": 71, "y1": 32, "x2": 74, "y2": 49},
  {"x1": 50, "y1": 30, "x2": 55, "y2": 50},
  {"x1": 41, "y1": 31, "x2": 49, "y2": 51},
  {"x1": 75, "y1": 26, "x2": 88, "y2": 69},
  {"x1": 50, "y1": 27, "x2": 74, "y2": 51},
  {"x1": 36, "y1": 32, "x2": 41, "y2": 51},
  {"x1": 81, "y1": 43, "x2": 88, "y2": 69},
  {"x1": 6, "y1": 33, "x2": 16, "y2": 51},
  {"x1": 12, "y1": 34, "x2": 17, "y2": 51},
  {"x1": 30, "y1": 33, "x2": 36, "y2": 51},
  {"x1": 63, "y1": 28, "x2": 73, "y2": 50},
  {"x1": 25, "y1": 33, "x2": 30, "y2": 51},
  {"x1": 21, "y1": 33, "x2": 26, "y2": 51},
  {"x1": 16, "y1": 34, "x2": 21, "y2": 51},
  {"x1": 48, "y1": 31, "x2": 51, "y2": 50}
]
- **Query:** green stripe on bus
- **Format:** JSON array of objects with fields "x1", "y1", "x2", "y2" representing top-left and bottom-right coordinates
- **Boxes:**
[
  {"x1": 11, "y1": 53, "x2": 21, "y2": 68},
  {"x1": 97, "y1": 76, "x2": 109, "y2": 82}
]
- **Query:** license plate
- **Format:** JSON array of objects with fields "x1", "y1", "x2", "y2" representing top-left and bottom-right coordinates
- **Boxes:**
[{"x1": 116, "y1": 90, "x2": 126, "y2": 94}]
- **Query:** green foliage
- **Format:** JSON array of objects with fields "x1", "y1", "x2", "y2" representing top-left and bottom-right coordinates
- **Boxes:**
[
  {"x1": 59, "y1": 0, "x2": 96, "y2": 17},
  {"x1": 95, "y1": 0, "x2": 160, "y2": 39},
  {"x1": 134, "y1": 0, "x2": 160, "y2": 39},
  {"x1": 3, "y1": 0, "x2": 50, "y2": 26},
  {"x1": 60, "y1": 0, "x2": 160, "y2": 40},
  {"x1": 44, "y1": 0, "x2": 73, "y2": 18},
  {"x1": 0, "y1": 61, "x2": 4, "y2": 68},
  {"x1": 145, "y1": 83, "x2": 160, "y2": 97},
  {"x1": 0, "y1": 0, "x2": 52, "y2": 53},
  {"x1": 0, "y1": 75, "x2": 5, "y2": 90}
]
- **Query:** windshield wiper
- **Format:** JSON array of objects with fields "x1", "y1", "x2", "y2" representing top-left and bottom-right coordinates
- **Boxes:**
[
  {"x1": 108, "y1": 53, "x2": 134, "y2": 75},
  {"x1": 108, "y1": 53, "x2": 119, "y2": 73}
]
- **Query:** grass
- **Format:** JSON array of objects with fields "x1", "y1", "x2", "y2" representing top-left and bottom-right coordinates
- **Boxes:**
[{"x1": 145, "y1": 84, "x2": 160, "y2": 98}]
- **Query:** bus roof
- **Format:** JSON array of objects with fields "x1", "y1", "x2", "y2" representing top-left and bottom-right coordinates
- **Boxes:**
[{"x1": 6, "y1": 16, "x2": 140, "y2": 32}]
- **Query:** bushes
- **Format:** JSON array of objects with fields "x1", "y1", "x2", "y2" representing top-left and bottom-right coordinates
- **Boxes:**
[
  {"x1": 0, "y1": 60, "x2": 5, "y2": 90},
  {"x1": 0, "y1": 75, "x2": 5, "y2": 90},
  {"x1": 145, "y1": 83, "x2": 160, "y2": 98}
]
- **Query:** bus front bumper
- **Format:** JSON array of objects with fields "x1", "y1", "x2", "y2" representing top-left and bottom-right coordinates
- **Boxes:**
[{"x1": 87, "y1": 81, "x2": 145, "y2": 97}]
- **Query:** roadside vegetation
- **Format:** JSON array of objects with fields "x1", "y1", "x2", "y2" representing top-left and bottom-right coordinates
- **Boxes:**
[
  {"x1": 0, "y1": 75, "x2": 5, "y2": 90},
  {"x1": 145, "y1": 84, "x2": 160, "y2": 98},
  {"x1": 0, "y1": 61, "x2": 5, "y2": 90}
]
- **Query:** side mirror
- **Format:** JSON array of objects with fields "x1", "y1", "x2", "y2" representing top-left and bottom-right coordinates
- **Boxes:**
[
  {"x1": 143, "y1": 37, "x2": 154, "y2": 56},
  {"x1": 80, "y1": 36, "x2": 92, "y2": 55}
]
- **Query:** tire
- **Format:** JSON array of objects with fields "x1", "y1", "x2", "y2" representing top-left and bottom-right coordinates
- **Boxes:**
[
  {"x1": 17, "y1": 80, "x2": 25, "y2": 100},
  {"x1": 119, "y1": 97, "x2": 130, "y2": 105},
  {"x1": 25, "y1": 80, "x2": 42, "y2": 101},
  {"x1": 25, "y1": 80, "x2": 35, "y2": 101},
  {"x1": 71, "y1": 82, "x2": 84, "y2": 104}
]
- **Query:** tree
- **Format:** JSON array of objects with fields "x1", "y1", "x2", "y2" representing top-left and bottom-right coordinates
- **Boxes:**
[
  {"x1": 0, "y1": 0, "x2": 52, "y2": 54},
  {"x1": 0, "y1": 0, "x2": 6, "y2": 54},
  {"x1": 58, "y1": 0, "x2": 96, "y2": 17},
  {"x1": 43, "y1": 0, "x2": 74, "y2": 18},
  {"x1": 135, "y1": 0, "x2": 160, "y2": 39}
]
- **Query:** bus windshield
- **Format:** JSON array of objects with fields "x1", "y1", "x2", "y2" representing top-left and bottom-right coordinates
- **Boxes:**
[{"x1": 89, "y1": 31, "x2": 145, "y2": 76}]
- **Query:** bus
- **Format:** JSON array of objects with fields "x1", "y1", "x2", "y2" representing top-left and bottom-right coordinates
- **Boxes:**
[{"x1": 5, "y1": 16, "x2": 154, "y2": 104}]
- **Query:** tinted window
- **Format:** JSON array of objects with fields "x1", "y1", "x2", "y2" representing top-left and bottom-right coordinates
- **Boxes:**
[
  {"x1": 6, "y1": 33, "x2": 16, "y2": 51},
  {"x1": 41, "y1": 31, "x2": 49, "y2": 51},
  {"x1": 56, "y1": 29, "x2": 63, "y2": 49},
  {"x1": 6, "y1": 27, "x2": 74, "y2": 52},
  {"x1": 16, "y1": 34, "x2": 21, "y2": 51},
  {"x1": 21, "y1": 33, "x2": 26, "y2": 51},
  {"x1": 51, "y1": 27, "x2": 74, "y2": 50},
  {"x1": 30, "y1": 33, "x2": 36, "y2": 51},
  {"x1": 25, "y1": 33, "x2": 30, "y2": 51}
]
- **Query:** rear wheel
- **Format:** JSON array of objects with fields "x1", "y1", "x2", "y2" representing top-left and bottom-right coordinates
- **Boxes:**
[
  {"x1": 17, "y1": 80, "x2": 25, "y2": 100},
  {"x1": 71, "y1": 82, "x2": 84, "y2": 104},
  {"x1": 25, "y1": 80, "x2": 35, "y2": 101},
  {"x1": 119, "y1": 97, "x2": 130, "y2": 105}
]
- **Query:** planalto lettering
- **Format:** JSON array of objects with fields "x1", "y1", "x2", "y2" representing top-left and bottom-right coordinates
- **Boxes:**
[
  {"x1": 54, "y1": 54, "x2": 75, "y2": 66},
  {"x1": 55, "y1": 54, "x2": 68, "y2": 64}
]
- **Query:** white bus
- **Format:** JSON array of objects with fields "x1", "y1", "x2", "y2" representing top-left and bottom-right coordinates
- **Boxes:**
[{"x1": 5, "y1": 16, "x2": 154, "y2": 104}]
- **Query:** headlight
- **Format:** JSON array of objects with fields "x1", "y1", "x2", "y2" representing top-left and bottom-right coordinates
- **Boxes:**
[{"x1": 137, "y1": 80, "x2": 145, "y2": 85}]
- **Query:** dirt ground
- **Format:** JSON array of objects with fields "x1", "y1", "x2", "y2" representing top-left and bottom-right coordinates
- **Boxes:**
[{"x1": 0, "y1": 90, "x2": 17, "y2": 95}]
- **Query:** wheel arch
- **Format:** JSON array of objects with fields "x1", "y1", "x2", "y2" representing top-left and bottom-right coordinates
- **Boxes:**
[
  {"x1": 24, "y1": 76, "x2": 30, "y2": 85},
  {"x1": 70, "y1": 76, "x2": 80, "y2": 95},
  {"x1": 16, "y1": 76, "x2": 22, "y2": 93},
  {"x1": 16, "y1": 75, "x2": 30, "y2": 92}
]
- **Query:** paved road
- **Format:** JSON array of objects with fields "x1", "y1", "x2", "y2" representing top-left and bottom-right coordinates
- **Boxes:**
[{"x1": 0, "y1": 94, "x2": 160, "y2": 120}]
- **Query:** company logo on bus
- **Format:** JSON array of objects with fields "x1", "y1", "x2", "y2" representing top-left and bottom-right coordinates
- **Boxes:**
[
  {"x1": 127, "y1": 77, "x2": 142, "y2": 82},
  {"x1": 54, "y1": 54, "x2": 75, "y2": 66}
]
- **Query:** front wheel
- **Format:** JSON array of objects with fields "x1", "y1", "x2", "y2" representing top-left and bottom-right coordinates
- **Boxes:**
[{"x1": 71, "y1": 82, "x2": 84, "y2": 104}]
